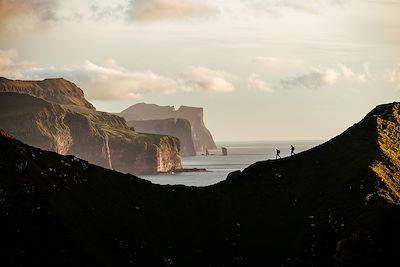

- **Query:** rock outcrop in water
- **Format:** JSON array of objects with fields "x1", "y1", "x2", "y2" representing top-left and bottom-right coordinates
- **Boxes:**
[
  {"x1": 0, "y1": 77, "x2": 182, "y2": 174},
  {"x1": 0, "y1": 102, "x2": 400, "y2": 266},
  {"x1": 127, "y1": 118, "x2": 196, "y2": 157},
  {"x1": 119, "y1": 103, "x2": 217, "y2": 152}
]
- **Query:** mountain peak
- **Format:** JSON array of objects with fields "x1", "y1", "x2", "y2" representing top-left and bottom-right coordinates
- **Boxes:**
[
  {"x1": 0, "y1": 128, "x2": 13, "y2": 139},
  {"x1": 364, "y1": 102, "x2": 400, "y2": 121},
  {"x1": 0, "y1": 77, "x2": 95, "y2": 109}
]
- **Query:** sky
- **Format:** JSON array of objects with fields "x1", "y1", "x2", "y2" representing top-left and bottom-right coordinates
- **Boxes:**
[{"x1": 0, "y1": 0, "x2": 400, "y2": 141}]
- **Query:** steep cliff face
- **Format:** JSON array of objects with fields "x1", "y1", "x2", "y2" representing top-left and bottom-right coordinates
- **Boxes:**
[
  {"x1": 119, "y1": 103, "x2": 217, "y2": 152},
  {"x1": 127, "y1": 118, "x2": 196, "y2": 157},
  {"x1": 0, "y1": 78, "x2": 182, "y2": 175},
  {"x1": 176, "y1": 105, "x2": 216, "y2": 151},
  {"x1": 0, "y1": 93, "x2": 74, "y2": 154}
]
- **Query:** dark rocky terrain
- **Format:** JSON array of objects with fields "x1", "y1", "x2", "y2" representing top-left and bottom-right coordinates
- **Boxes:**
[
  {"x1": 0, "y1": 102, "x2": 400, "y2": 266},
  {"x1": 119, "y1": 103, "x2": 217, "y2": 152},
  {"x1": 0, "y1": 78, "x2": 182, "y2": 175}
]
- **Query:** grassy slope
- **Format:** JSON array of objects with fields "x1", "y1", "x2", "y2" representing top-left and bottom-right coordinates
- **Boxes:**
[
  {"x1": 65, "y1": 104, "x2": 169, "y2": 146},
  {"x1": 0, "y1": 92, "x2": 180, "y2": 175},
  {"x1": 0, "y1": 103, "x2": 400, "y2": 266}
]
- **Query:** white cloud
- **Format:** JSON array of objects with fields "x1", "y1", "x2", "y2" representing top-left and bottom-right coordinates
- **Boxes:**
[
  {"x1": 386, "y1": 64, "x2": 400, "y2": 84},
  {"x1": 76, "y1": 61, "x2": 191, "y2": 100},
  {"x1": 281, "y1": 68, "x2": 339, "y2": 89},
  {"x1": 0, "y1": 0, "x2": 60, "y2": 29},
  {"x1": 248, "y1": 73, "x2": 273, "y2": 92},
  {"x1": 338, "y1": 63, "x2": 371, "y2": 82},
  {"x1": 2, "y1": 55, "x2": 234, "y2": 100},
  {"x1": 0, "y1": 49, "x2": 33, "y2": 78},
  {"x1": 181, "y1": 66, "x2": 235, "y2": 93},
  {"x1": 281, "y1": 62, "x2": 375, "y2": 90},
  {"x1": 254, "y1": 57, "x2": 303, "y2": 69},
  {"x1": 126, "y1": 0, "x2": 216, "y2": 21},
  {"x1": 242, "y1": 0, "x2": 344, "y2": 15},
  {"x1": 339, "y1": 64, "x2": 355, "y2": 78}
]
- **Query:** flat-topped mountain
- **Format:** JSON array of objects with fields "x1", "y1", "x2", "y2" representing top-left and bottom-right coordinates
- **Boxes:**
[
  {"x1": 119, "y1": 103, "x2": 217, "y2": 152},
  {"x1": 0, "y1": 102, "x2": 400, "y2": 266},
  {"x1": 0, "y1": 77, "x2": 94, "y2": 109},
  {"x1": 128, "y1": 118, "x2": 196, "y2": 157},
  {"x1": 0, "y1": 77, "x2": 182, "y2": 175}
]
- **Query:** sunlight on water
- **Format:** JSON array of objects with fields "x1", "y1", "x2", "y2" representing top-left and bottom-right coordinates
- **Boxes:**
[{"x1": 141, "y1": 140, "x2": 324, "y2": 186}]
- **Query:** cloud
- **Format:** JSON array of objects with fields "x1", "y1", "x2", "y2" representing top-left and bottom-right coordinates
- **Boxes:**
[
  {"x1": 180, "y1": 66, "x2": 235, "y2": 93},
  {"x1": 125, "y1": 0, "x2": 216, "y2": 21},
  {"x1": 24, "y1": 60, "x2": 189, "y2": 100},
  {"x1": 242, "y1": 0, "x2": 344, "y2": 15},
  {"x1": 281, "y1": 68, "x2": 339, "y2": 89},
  {"x1": 386, "y1": 64, "x2": 400, "y2": 84},
  {"x1": 6, "y1": 57, "x2": 234, "y2": 100},
  {"x1": 0, "y1": 49, "x2": 34, "y2": 78},
  {"x1": 248, "y1": 73, "x2": 273, "y2": 92},
  {"x1": 338, "y1": 64, "x2": 355, "y2": 78},
  {"x1": 89, "y1": 2, "x2": 126, "y2": 21},
  {"x1": 0, "y1": 0, "x2": 59, "y2": 29},
  {"x1": 254, "y1": 56, "x2": 303, "y2": 69},
  {"x1": 338, "y1": 63, "x2": 371, "y2": 82},
  {"x1": 76, "y1": 61, "x2": 191, "y2": 100},
  {"x1": 280, "y1": 62, "x2": 374, "y2": 90}
]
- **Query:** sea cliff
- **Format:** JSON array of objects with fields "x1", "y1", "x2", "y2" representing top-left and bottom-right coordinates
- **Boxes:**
[{"x1": 0, "y1": 78, "x2": 182, "y2": 174}]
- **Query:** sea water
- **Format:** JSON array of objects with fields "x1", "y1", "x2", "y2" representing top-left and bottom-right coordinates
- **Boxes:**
[{"x1": 141, "y1": 140, "x2": 324, "y2": 187}]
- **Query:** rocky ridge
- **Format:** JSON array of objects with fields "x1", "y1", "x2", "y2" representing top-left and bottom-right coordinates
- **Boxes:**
[
  {"x1": 127, "y1": 118, "x2": 196, "y2": 157},
  {"x1": 119, "y1": 103, "x2": 217, "y2": 152},
  {"x1": 0, "y1": 78, "x2": 182, "y2": 174}
]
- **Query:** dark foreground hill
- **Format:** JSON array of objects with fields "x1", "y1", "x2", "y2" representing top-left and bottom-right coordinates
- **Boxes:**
[{"x1": 1, "y1": 102, "x2": 400, "y2": 266}]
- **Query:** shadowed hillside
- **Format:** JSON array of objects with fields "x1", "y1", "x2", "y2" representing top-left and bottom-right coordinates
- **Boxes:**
[{"x1": 0, "y1": 102, "x2": 400, "y2": 266}]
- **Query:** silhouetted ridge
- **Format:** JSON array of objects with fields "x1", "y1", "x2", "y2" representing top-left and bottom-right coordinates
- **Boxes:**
[
  {"x1": 0, "y1": 102, "x2": 400, "y2": 266},
  {"x1": 0, "y1": 128, "x2": 13, "y2": 139}
]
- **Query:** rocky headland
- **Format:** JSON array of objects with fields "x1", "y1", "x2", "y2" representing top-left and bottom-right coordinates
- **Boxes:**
[
  {"x1": 0, "y1": 77, "x2": 182, "y2": 175},
  {"x1": 119, "y1": 103, "x2": 217, "y2": 153}
]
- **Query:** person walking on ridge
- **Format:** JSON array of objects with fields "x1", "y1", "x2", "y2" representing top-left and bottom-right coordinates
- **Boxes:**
[
  {"x1": 276, "y1": 149, "x2": 281, "y2": 159},
  {"x1": 291, "y1": 145, "x2": 295, "y2": 156}
]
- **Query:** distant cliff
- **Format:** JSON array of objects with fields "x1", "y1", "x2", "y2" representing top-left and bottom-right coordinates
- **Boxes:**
[
  {"x1": 0, "y1": 78, "x2": 181, "y2": 175},
  {"x1": 0, "y1": 77, "x2": 94, "y2": 109},
  {"x1": 127, "y1": 118, "x2": 196, "y2": 157},
  {"x1": 119, "y1": 103, "x2": 217, "y2": 152}
]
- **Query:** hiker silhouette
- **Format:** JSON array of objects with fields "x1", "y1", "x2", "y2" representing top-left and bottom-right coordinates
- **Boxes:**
[
  {"x1": 276, "y1": 149, "x2": 281, "y2": 159},
  {"x1": 291, "y1": 145, "x2": 295, "y2": 156}
]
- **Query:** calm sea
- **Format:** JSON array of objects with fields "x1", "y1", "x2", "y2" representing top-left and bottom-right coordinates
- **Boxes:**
[{"x1": 141, "y1": 140, "x2": 324, "y2": 187}]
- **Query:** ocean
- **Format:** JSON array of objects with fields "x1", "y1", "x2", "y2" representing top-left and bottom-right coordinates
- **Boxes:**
[{"x1": 141, "y1": 140, "x2": 324, "y2": 187}]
